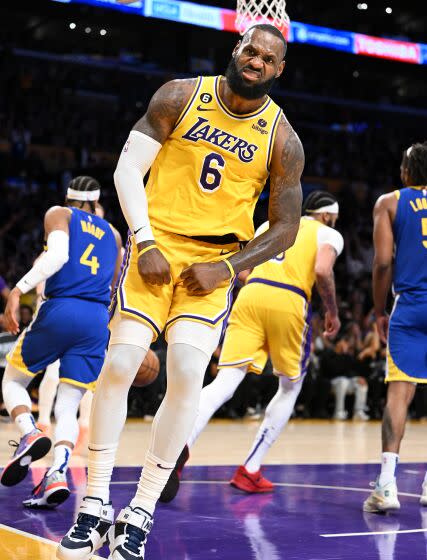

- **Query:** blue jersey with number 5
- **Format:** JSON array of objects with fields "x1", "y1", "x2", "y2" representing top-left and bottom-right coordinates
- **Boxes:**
[
  {"x1": 393, "y1": 187, "x2": 427, "y2": 294},
  {"x1": 45, "y1": 207, "x2": 117, "y2": 305}
]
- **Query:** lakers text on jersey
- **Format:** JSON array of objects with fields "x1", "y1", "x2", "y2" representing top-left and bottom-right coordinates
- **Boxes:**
[{"x1": 115, "y1": 75, "x2": 283, "y2": 337}]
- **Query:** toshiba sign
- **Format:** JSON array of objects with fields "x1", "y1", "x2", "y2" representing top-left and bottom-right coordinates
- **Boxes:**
[{"x1": 355, "y1": 34, "x2": 421, "y2": 64}]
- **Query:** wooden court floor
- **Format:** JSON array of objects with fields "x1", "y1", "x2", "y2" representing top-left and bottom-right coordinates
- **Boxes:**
[{"x1": 1, "y1": 417, "x2": 427, "y2": 467}]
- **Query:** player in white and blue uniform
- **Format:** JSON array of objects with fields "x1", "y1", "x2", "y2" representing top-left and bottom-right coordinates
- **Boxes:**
[
  {"x1": 1, "y1": 176, "x2": 121, "y2": 509},
  {"x1": 364, "y1": 143, "x2": 427, "y2": 513}
]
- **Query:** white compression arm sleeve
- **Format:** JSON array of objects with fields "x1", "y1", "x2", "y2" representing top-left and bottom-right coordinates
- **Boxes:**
[
  {"x1": 114, "y1": 130, "x2": 162, "y2": 244},
  {"x1": 16, "y1": 230, "x2": 69, "y2": 294}
]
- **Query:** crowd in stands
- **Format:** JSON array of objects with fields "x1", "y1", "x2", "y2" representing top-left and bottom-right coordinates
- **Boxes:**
[{"x1": 1, "y1": 52, "x2": 426, "y2": 423}]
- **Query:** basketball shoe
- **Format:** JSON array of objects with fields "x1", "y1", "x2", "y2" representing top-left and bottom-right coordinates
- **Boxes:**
[
  {"x1": 230, "y1": 466, "x2": 274, "y2": 493},
  {"x1": 57, "y1": 496, "x2": 114, "y2": 560},
  {"x1": 108, "y1": 506, "x2": 153, "y2": 560},
  {"x1": 23, "y1": 469, "x2": 70, "y2": 509},
  {"x1": 158, "y1": 444, "x2": 190, "y2": 503},
  {"x1": 0, "y1": 429, "x2": 51, "y2": 487},
  {"x1": 420, "y1": 481, "x2": 427, "y2": 506},
  {"x1": 363, "y1": 478, "x2": 400, "y2": 513}
]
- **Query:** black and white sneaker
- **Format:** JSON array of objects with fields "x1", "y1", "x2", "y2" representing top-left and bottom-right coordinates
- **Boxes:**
[
  {"x1": 57, "y1": 496, "x2": 114, "y2": 559},
  {"x1": 109, "y1": 506, "x2": 153, "y2": 559}
]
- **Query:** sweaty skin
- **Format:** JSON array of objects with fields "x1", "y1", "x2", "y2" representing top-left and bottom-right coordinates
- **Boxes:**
[{"x1": 132, "y1": 29, "x2": 303, "y2": 295}]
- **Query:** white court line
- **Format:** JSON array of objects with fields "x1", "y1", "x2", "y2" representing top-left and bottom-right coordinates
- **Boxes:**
[
  {"x1": 110, "y1": 480, "x2": 421, "y2": 499},
  {"x1": 0, "y1": 523, "x2": 104, "y2": 559},
  {"x1": 321, "y1": 528, "x2": 427, "y2": 538}
]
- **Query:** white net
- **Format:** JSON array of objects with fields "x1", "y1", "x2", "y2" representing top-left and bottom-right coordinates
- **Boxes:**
[{"x1": 235, "y1": 0, "x2": 290, "y2": 37}]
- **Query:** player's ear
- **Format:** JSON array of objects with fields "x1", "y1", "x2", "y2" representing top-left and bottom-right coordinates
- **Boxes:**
[{"x1": 276, "y1": 60, "x2": 286, "y2": 78}]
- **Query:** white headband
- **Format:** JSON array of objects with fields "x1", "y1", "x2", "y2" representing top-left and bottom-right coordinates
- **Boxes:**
[
  {"x1": 407, "y1": 147, "x2": 413, "y2": 157},
  {"x1": 309, "y1": 202, "x2": 339, "y2": 214},
  {"x1": 67, "y1": 188, "x2": 100, "y2": 202}
]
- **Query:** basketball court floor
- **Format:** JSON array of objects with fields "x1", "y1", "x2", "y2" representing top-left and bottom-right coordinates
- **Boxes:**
[{"x1": 1, "y1": 418, "x2": 427, "y2": 559}]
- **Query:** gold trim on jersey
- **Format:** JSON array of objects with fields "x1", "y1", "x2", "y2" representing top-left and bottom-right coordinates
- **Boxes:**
[
  {"x1": 266, "y1": 109, "x2": 283, "y2": 171},
  {"x1": 214, "y1": 76, "x2": 272, "y2": 120}
]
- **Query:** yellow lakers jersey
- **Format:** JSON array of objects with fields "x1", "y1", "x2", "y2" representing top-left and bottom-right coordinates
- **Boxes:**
[
  {"x1": 249, "y1": 217, "x2": 324, "y2": 299},
  {"x1": 145, "y1": 75, "x2": 283, "y2": 241}
]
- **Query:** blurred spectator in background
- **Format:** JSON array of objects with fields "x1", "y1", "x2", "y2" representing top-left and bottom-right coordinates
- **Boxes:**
[{"x1": 322, "y1": 335, "x2": 369, "y2": 421}]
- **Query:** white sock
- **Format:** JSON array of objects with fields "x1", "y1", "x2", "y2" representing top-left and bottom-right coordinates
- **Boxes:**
[
  {"x1": 16, "y1": 412, "x2": 37, "y2": 436},
  {"x1": 244, "y1": 376, "x2": 303, "y2": 473},
  {"x1": 188, "y1": 367, "x2": 246, "y2": 448},
  {"x1": 130, "y1": 451, "x2": 175, "y2": 515},
  {"x1": 48, "y1": 444, "x2": 72, "y2": 476},
  {"x1": 424, "y1": 471, "x2": 427, "y2": 484},
  {"x1": 131, "y1": 340, "x2": 211, "y2": 514},
  {"x1": 38, "y1": 361, "x2": 60, "y2": 426},
  {"x1": 87, "y1": 442, "x2": 118, "y2": 504},
  {"x1": 378, "y1": 452, "x2": 399, "y2": 486},
  {"x1": 87, "y1": 341, "x2": 149, "y2": 504}
]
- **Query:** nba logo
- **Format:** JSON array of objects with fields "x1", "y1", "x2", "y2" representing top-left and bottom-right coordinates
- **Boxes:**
[{"x1": 124, "y1": 139, "x2": 130, "y2": 152}]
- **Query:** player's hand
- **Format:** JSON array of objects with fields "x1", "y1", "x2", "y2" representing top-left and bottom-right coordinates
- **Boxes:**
[
  {"x1": 4, "y1": 287, "x2": 21, "y2": 335},
  {"x1": 323, "y1": 311, "x2": 341, "y2": 339},
  {"x1": 180, "y1": 261, "x2": 232, "y2": 295},
  {"x1": 137, "y1": 242, "x2": 171, "y2": 286},
  {"x1": 375, "y1": 313, "x2": 389, "y2": 344}
]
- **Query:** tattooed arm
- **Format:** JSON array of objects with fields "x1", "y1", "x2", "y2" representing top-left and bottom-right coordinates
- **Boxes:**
[
  {"x1": 133, "y1": 78, "x2": 197, "y2": 142},
  {"x1": 227, "y1": 116, "x2": 303, "y2": 272},
  {"x1": 181, "y1": 115, "x2": 304, "y2": 294},
  {"x1": 114, "y1": 79, "x2": 197, "y2": 285},
  {"x1": 315, "y1": 244, "x2": 340, "y2": 339}
]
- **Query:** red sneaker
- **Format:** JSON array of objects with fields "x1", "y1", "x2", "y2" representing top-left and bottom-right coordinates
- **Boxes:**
[{"x1": 230, "y1": 465, "x2": 274, "y2": 494}]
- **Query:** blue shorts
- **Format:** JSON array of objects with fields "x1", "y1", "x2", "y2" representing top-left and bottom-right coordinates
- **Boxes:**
[
  {"x1": 7, "y1": 297, "x2": 109, "y2": 390},
  {"x1": 386, "y1": 291, "x2": 427, "y2": 383}
]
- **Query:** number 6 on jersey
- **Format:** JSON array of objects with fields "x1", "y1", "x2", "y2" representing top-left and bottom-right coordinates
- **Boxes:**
[{"x1": 199, "y1": 152, "x2": 225, "y2": 192}]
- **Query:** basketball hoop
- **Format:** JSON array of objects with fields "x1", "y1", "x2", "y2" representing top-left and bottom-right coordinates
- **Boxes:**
[{"x1": 235, "y1": 0, "x2": 290, "y2": 39}]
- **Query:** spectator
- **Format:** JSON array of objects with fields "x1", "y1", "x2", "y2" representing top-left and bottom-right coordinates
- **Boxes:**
[{"x1": 321, "y1": 336, "x2": 369, "y2": 421}]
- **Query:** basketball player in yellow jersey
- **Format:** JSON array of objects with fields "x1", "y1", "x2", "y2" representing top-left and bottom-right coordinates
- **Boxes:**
[
  {"x1": 59, "y1": 24, "x2": 303, "y2": 560},
  {"x1": 161, "y1": 191, "x2": 343, "y2": 499}
]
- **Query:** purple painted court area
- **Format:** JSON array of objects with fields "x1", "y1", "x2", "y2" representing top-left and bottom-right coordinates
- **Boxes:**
[{"x1": 2, "y1": 464, "x2": 427, "y2": 559}]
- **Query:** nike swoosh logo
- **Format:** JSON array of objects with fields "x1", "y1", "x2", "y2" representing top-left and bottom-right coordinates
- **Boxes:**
[
  {"x1": 220, "y1": 249, "x2": 232, "y2": 256},
  {"x1": 197, "y1": 105, "x2": 215, "y2": 112},
  {"x1": 157, "y1": 464, "x2": 174, "y2": 470}
]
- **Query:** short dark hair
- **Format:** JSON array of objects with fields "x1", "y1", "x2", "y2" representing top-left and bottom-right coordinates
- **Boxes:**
[
  {"x1": 68, "y1": 176, "x2": 100, "y2": 193},
  {"x1": 67, "y1": 175, "x2": 100, "y2": 212},
  {"x1": 302, "y1": 190, "x2": 338, "y2": 215},
  {"x1": 243, "y1": 23, "x2": 287, "y2": 59},
  {"x1": 402, "y1": 142, "x2": 427, "y2": 186}
]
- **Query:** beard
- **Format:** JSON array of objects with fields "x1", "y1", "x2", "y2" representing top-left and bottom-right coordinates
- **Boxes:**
[{"x1": 225, "y1": 57, "x2": 276, "y2": 100}]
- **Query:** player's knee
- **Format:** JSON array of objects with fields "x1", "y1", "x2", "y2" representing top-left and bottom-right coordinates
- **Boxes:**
[
  {"x1": 2, "y1": 364, "x2": 30, "y2": 391},
  {"x1": 103, "y1": 345, "x2": 146, "y2": 387}
]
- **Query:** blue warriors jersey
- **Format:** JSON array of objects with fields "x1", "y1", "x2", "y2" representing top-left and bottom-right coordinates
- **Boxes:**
[
  {"x1": 45, "y1": 207, "x2": 117, "y2": 305},
  {"x1": 393, "y1": 187, "x2": 427, "y2": 294}
]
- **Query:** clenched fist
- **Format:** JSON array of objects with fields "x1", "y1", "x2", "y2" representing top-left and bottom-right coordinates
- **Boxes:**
[
  {"x1": 180, "y1": 261, "x2": 232, "y2": 295},
  {"x1": 137, "y1": 242, "x2": 171, "y2": 286}
]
